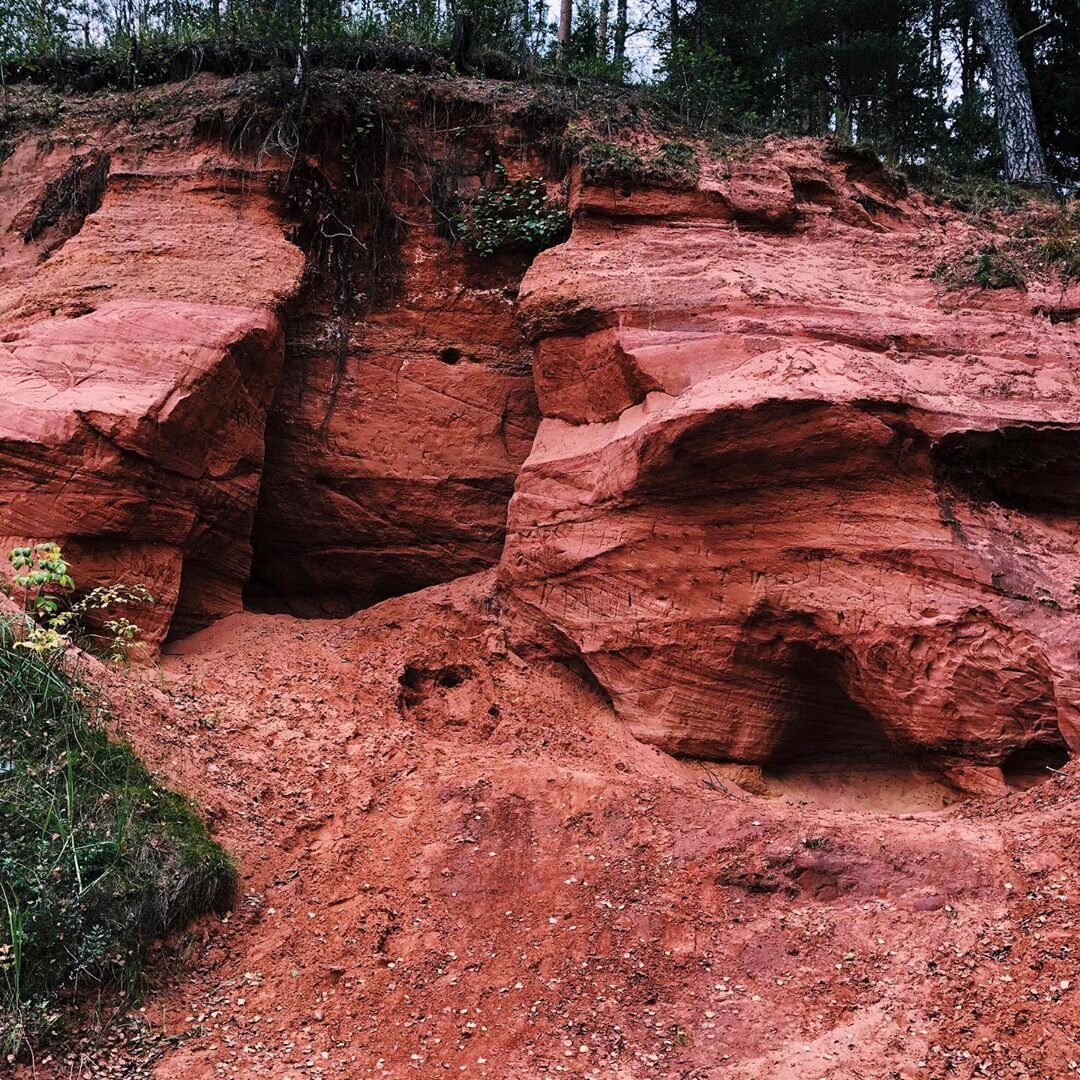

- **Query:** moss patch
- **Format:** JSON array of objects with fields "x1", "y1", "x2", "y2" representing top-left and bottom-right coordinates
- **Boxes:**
[{"x1": 0, "y1": 620, "x2": 234, "y2": 1058}]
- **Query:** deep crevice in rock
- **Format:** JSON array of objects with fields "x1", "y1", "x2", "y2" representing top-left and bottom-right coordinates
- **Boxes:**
[
  {"x1": 934, "y1": 427, "x2": 1080, "y2": 516},
  {"x1": 765, "y1": 649, "x2": 899, "y2": 768}
]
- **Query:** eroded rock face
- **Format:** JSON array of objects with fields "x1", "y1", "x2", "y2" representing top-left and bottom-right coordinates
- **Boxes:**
[
  {"x1": 500, "y1": 140, "x2": 1080, "y2": 790},
  {"x1": 0, "y1": 80, "x2": 546, "y2": 637},
  {"x1": 246, "y1": 236, "x2": 539, "y2": 617},
  {"x1": 0, "y1": 142, "x2": 304, "y2": 643}
]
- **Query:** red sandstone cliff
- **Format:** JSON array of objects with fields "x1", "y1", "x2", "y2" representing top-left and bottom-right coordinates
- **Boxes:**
[
  {"x1": 0, "y1": 76, "x2": 547, "y2": 639},
  {"x1": 2, "y1": 80, "x2": 1078, "y2": 787},
  {"x1": 500, "y1": 139, "x2": 1080, "y2": 794},
  {"x1": 4, "y1": 74, "x2": 1080, "y2": 1080}
]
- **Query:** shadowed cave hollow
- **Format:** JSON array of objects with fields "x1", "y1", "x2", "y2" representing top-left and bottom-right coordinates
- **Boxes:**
[
  {"x1": 745, "y1": 646, "x2": 1069, "y2": 808},
  {"x1": 756, "y1": 648, "x2": 960, "y2": 811},
  {"x1": 934, "y1": 426, "x2": 1080, "y2": 517}
]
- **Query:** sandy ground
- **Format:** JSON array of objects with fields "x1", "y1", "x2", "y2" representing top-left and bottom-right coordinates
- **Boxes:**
[{"x1": 43, "y1": 571, "x2": 1071, "y2": 1080}]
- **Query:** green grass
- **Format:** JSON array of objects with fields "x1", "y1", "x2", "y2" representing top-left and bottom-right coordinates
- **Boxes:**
[
  {"x1": 906, "y1": 164, "x2": 1030, "y2": 217},
  {"x1": 576, "y1": 137, "x2": 700, "y2": 187},
  {"x1": 1032, "y1": 201, "x2": 1080, "y2": 283},
  {"x1": 933, "y1": 243, "x2": 1027, "y2": 291},
  {"x1": 0, "y1": 618, "x2": 234, "y2": 1059}
]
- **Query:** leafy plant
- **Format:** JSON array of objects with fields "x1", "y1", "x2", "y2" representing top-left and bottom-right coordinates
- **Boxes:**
[
  {"x1": 7, "y1": 544, "x2": 153, "y2": 663},
  {"x1": 453, "y1": 165, "x2": 569, "y2": 258},
  {"x1": 7, "y1": 543, "x2": 71, "y2": 618},
  {"x1": 576, "y1": 138, "x2": 699, "y2": 187},
  {"x1": 577, "y1": 139, "x2": 646, "y2": 184},
  {"x1": 0, "y1": 620, "x2": 234, "y2": 1058},
  {"x1": 933, "y1": 243, "x2": 1027, "y2": 291}
]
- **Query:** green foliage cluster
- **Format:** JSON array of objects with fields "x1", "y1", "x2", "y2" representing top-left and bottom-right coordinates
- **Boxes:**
[
  {"x1": 453, "y1": 165, "x2": 569, "y2": 258},
  {"x1": 577, "y1": 138, "x2": 699, "y2": 187},
  {"x1": 651, "y1": 0, "x2": 1078, "y2": 182},
  {"x1": 6, "y1": 543, "x2": 154, "y2": 663},
  {"x1": 0, "y1": 620, "x2": 234, "y2": 1058},
  {"x1": 908, "y1": 165, "x2": 1029, "y2": 217},
  {"x1": 934, "y1": 243, "x2": 1027, "y2": 290}
]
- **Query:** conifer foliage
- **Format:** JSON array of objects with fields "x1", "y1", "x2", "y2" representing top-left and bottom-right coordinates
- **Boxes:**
[{"x1": 0, "y1": 1, "x2": 1075, "y2": 183}]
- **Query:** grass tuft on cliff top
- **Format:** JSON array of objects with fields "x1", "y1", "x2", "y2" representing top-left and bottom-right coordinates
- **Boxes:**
[{"x1": 0, "y1": 618, "x2": 234, "y2": 1059}]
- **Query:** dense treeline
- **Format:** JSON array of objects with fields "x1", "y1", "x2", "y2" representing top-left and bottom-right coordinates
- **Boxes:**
[{"x1": 0, "y1": 0, "x2": 1076, "y2": 181}]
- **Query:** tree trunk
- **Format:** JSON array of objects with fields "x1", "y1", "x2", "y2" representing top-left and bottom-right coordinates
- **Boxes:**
[
  {"x1": 598, "y1": 0, "x2": 609, "y2": 55},
  {"x1": 972, "y1": 0, "x2": 1049, "y2": 182},
  {"x1": 558, "y1": 0, "x2": 571, "y2": 57},
  {"x1": 450, "y1": 12, "x2": 473, "y2": 72},
  {"x1": 930, "y1": 0, "x2": 942, "y2": 103},
  {"x1": 613, "y1": 0, "x2": 627, "y2": 61},
  {"x1": 959, "y1": 9, "x2": 975, "y2": 100},
  {"x1": 293, "y1": 0, "x2": 307, "y2": 87}
]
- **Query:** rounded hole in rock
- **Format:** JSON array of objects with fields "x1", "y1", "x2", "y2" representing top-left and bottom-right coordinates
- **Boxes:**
[
  {"x1": 758, "y1": 649, "x2": 961, "y2": 813},
  {"x1": 440, "y1": 347, "x2": 464, "y2": 364},
  {"x1": 436, "y1": 667, "x2": 467, "y2": 689},
  {"x1": 1001, "y1": 741, "x2": 1070, "y2": 791}
]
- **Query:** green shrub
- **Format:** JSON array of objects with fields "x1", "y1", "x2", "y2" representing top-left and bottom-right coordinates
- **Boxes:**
[
  {"x1": 454, "y1": 165, "x2": 569, "y2": 258},
  {"x1": 933, "y1": 243, "x2": 1027, "y2": 291},
  {"x1": 577, "y1": 138, "x2": 700, "y2": 187},
  {"x1": 7, "y1": 543, "x2": 153, "y2": 664},
  {"x1": 577, "y1": 139, "x2": 647, "y2": 183},
  {"x1": 0, "y1": 621, "x2": 234, "y2": 1059}
]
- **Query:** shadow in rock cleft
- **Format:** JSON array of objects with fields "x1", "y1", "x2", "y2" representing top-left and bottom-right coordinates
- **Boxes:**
[
  {"x1": 733, "y1": 646, "x2": 966, "y2": 813},
  {"x1": 686, "y1": 644, "x2": 1071, "y2": 813},
  {"x1": 933, "y1": 426, "x2": 1080, "y2": 520}
]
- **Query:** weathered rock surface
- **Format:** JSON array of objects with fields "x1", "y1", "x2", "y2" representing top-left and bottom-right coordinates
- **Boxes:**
[
  {"x1": 247, "y1": 236, "x2": 539, "y2": 616},
  {"x1": 1, "y1": 80, "x2": 548, "y2": 634},
  {"x1": 114, "y1": 574, "x2": 1080, "y2": 1080},
  {"x1": 244, "y1": 78, "x2": 553, "y2": 615},
  {"x1": 0, "y1": 135, "x2": 304, "y2": 642},
  {"x1": 501, "y1": 140, "x2": 1080, "y2": 790}
]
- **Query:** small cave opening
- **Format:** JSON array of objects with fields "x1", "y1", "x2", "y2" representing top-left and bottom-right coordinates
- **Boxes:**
[
  {"x1": 439, "y1": 346, "x2": 464, "y2": 364},
  {"x1": 933, "y1": 427, "x2": 1080, "y2": 518},
  {"x1": 1001, "y1": 741, "x2": 1070, "y2": 791},
  {"x1": 791, "y1": 176, "x2": 837, "y2": 206},
  {"x1": 759, "y1": 648, "x2": 960, "y2": 813}
]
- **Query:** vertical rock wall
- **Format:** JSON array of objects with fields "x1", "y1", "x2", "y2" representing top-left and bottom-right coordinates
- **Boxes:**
[{"x1": 499, "y1": 141, "x2": 1080, "y2": 790}]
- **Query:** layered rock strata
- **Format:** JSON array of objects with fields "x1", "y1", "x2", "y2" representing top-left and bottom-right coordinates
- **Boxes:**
[{"x1": 500, "y1": 140, "x2": 1080, "y2": 791}]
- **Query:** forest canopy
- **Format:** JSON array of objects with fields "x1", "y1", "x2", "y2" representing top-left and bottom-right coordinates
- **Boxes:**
[{"x1": 0, "y1": 0, "x2": 1077, "y2": 183}]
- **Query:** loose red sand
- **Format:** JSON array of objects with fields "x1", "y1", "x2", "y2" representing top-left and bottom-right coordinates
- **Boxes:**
[{"x1": 77, "y1": 572, "x2": 1078, "y2": 1079}]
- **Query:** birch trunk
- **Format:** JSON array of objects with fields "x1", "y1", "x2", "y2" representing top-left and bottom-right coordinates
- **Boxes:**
[{"x1": 972, "y1": 0, "x2": 1049, "y2": 183}]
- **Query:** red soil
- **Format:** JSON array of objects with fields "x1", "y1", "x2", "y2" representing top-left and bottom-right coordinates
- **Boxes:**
[{"x1": 87, "y1": 572, "x2": 1079, "y2": 1079}]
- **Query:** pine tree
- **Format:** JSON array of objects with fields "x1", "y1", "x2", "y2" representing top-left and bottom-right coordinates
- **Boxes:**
[{"x1": 558, "y1": 0, "x2": 571, "y2": 56}]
